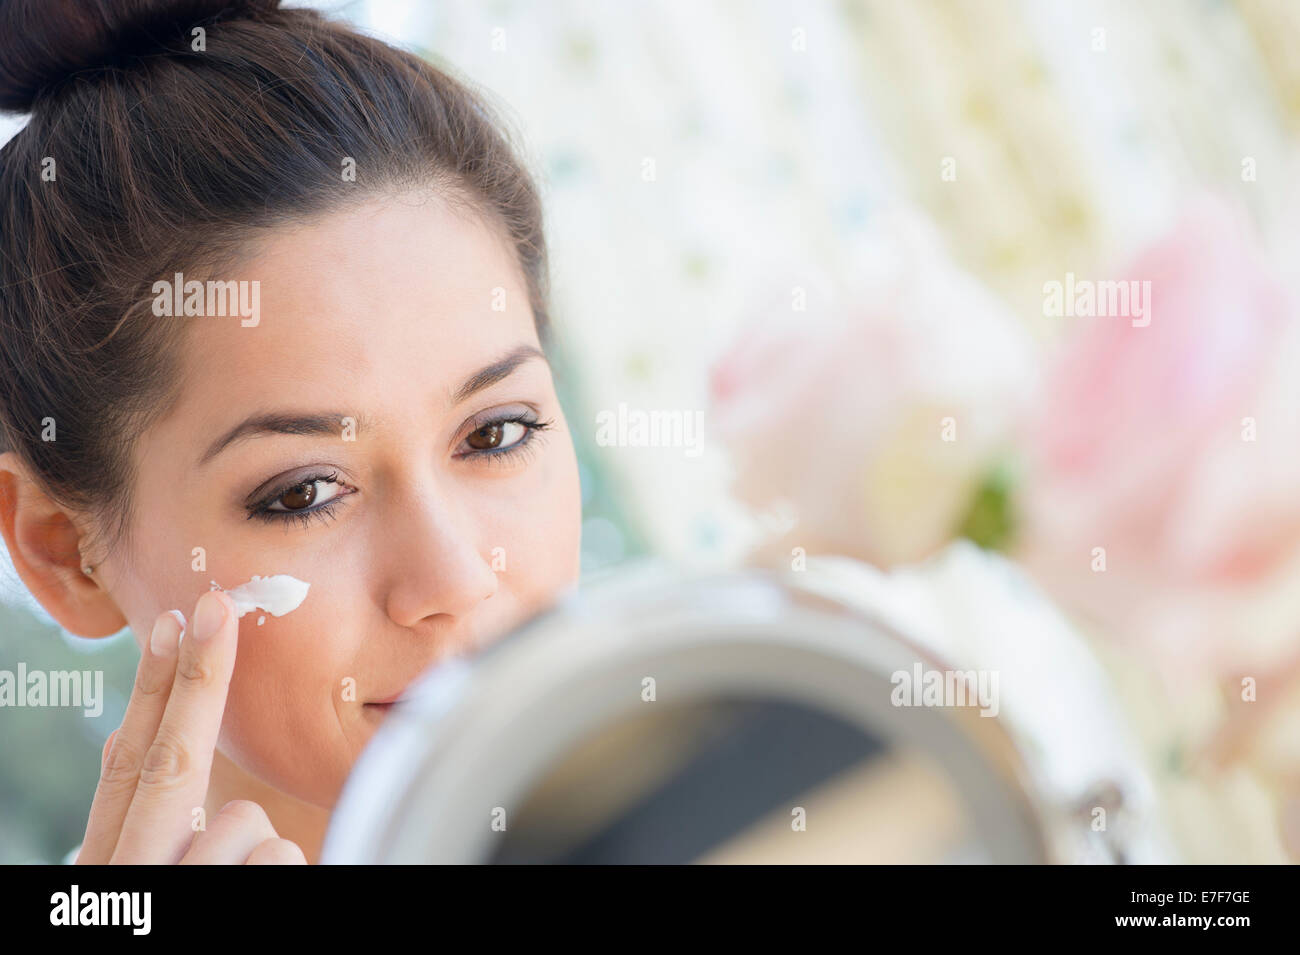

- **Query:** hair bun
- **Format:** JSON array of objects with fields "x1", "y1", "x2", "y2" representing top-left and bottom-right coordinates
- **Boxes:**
[{"x1": 0, "y1": 0, "x2": 282, "y2": 113}]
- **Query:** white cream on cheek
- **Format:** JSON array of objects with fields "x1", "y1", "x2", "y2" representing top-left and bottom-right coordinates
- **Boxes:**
[
  {"x1": 210, "y1": 574, "x2": 311, "y2": 619},
  {"x1": 166, "y1": 575, "x2": 309, "y2": 647}
]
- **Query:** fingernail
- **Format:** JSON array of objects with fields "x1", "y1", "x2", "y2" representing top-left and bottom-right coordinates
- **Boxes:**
[
  {"x1": 150, "y1": 611, "x2": 183, "y2": 656},
  {"x1": 193, "y1": 591, "x2": 227, "y2": 641},
  {"x1": 168, "y1": 609, "x2": 187, "y2": 647}
]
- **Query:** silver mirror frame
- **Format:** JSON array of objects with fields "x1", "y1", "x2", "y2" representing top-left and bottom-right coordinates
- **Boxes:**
[{"x1": 322, "y1": 560, "x2": 1081, "y2": 863}]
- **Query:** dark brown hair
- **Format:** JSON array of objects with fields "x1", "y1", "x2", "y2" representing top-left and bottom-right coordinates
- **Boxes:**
[{"x1": 0, "y1": 0, "x2": 550, "y2": 559}]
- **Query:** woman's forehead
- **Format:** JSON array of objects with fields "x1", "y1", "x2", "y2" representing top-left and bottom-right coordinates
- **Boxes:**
[{"x1": 177, "y1": 198, "x2": 536, "y2": 388}]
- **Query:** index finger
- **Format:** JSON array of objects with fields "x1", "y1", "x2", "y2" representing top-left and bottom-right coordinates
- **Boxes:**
[
  {"x1": 101, "y1": 728, "x2": 117, "y2": 771},
  {"x1": 76, "y1": 612, "x2": 185, "y2": 865},
  {"x1": 110, "y1": 590, "x2": 240, "y2": 864}
]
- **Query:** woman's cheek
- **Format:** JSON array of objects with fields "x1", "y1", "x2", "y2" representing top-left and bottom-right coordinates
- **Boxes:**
[
  {"x1": 218, "y1": 599, "x2": 360, "y2": 806},
  {"x1": 546, "y1": 432, "x2": 583, "y2": 592},
  {"x1": 511, "y1": 428, "x2": 582, "y2": 601}
]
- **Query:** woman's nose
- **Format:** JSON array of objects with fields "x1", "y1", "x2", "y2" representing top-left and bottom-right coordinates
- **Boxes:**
[{"x1": 382, "y1": 499, "x2": 499, "y2": 629}]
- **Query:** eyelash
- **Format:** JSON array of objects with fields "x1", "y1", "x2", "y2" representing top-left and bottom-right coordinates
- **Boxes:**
[{"x1": 245, "y1": 412, "x2": 553, "y2": 528}]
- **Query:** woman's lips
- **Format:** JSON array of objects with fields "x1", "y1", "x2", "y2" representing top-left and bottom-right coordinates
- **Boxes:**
[{"x1": 362, "y1": 698, "x2": 403, "y2": 720}]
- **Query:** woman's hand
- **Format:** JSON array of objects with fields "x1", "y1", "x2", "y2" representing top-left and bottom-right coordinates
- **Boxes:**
[{"x1": 75, "y1": 590, "x2": 307, "y2": 864}]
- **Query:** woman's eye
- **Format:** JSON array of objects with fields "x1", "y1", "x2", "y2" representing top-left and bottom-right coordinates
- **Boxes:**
[
  {"x1": 465, "y1": 420, "x2": 528, "y2": 452},
  {"x1": 265, "y1": 477, "x2": 347, "y2": 512}
]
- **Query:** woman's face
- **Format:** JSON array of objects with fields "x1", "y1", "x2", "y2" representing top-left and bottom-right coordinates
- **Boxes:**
[{"x1": 106, "y1": 191, "x2": 582, "y2": 807}]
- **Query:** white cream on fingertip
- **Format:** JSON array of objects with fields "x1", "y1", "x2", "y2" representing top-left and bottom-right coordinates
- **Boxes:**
[{"x1": 209, "y1": 575, "x2": 311, "y2": 620}]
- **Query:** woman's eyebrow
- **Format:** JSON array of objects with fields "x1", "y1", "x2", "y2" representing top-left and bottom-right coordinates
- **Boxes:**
[
  {"x1": 197, "y1": 344, "x2": 547, "y2": 467},
  {"x1": 450, "y1": 344, "x2": 546, "y2": 405},
  {"x1": 198, "y1": 410, "x2": 372, "y2": 467}
]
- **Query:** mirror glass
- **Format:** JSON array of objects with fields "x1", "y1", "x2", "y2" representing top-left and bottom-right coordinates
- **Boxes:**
[{"x1": 487, "y1": 696, "x2": 985, "y2": 864}]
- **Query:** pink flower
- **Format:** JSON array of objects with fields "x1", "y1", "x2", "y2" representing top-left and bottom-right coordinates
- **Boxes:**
[
  {"x1": 709, "y1": 212, "x2": 1036, "y2": 567},
  {"x1": 1017, "y1": 198, "x2": 1300, "y2": 677}
]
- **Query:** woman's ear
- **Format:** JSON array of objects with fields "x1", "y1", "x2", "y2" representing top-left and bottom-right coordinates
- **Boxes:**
[{"x1": 0, "y1": 451, "x2": 128, "y2": 638}]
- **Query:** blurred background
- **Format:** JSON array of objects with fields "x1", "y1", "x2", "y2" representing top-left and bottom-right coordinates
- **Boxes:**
[{"x1": 3, "y1": 0, "x2": 1300, "y2": 863}]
